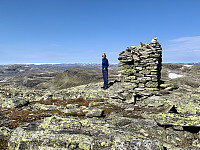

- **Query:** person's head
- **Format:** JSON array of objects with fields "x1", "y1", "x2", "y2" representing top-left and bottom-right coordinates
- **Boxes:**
[{"x1": 102, "y1": 53, "x2": 106, "y2": 59}]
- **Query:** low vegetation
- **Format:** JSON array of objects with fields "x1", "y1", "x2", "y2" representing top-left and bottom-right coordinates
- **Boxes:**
[{"x1": 37, "y1": 68, "x2": 103, "y2": 90}]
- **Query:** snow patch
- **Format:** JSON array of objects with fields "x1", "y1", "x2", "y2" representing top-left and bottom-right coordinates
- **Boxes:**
[
  {"x1": 184, "y1": 65, "x2": 193, "y2": 67},
  {"x1": 168, "y1": 73, "x2": 183, "y2": 79},
  {"x1": 0, "y1": 80, "x2": 7, "y2": 82},
  {"x1": 19, "y1": 69, "x2": 25, "y2": 72},
  {"x1": 181, "y1": 65, "x2": 193, "y2": 69}
]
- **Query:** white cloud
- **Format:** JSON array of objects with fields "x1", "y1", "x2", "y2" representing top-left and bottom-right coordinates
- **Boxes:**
[
  {"x1": 171, "y1": 36, "x2": 200, "y2": 42},
  {"x1": 166, "y1": 36, "x2": 200, "y2": 52},
  {"x1": 164, "y1": 36, "x2": 200, "y2": 63}
]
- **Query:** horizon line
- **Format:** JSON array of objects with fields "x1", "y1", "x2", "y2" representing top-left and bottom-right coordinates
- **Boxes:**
[{"x1": 0, "y1": 62, "x2": 199, "y2": 65}]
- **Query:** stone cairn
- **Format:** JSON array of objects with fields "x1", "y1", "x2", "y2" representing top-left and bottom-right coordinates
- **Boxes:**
[{"x1": 118, "y1": 37, "x2": 162, "y2": 91}]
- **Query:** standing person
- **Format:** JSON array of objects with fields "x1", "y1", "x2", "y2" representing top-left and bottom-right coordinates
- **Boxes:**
[{"x1": 102, "y1": 53, "x2": 109, "y2": 89}]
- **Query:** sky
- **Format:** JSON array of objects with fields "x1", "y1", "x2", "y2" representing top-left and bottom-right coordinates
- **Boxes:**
[{"x1": 0, "y1": 0, "x2": 200, "y2": 64}]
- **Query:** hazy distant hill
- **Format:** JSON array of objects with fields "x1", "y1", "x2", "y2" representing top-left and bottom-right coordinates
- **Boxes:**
[
  {"x1": 0, "y1": 63, "x2": 120, "y2": 88},
  {"x1": 188, "y1": 62, "x2": 200, "y2": 65},
  {"x1": 0, "y1": 63, "x2": 119, "y2": 72},
  {"x1": 37, "y1": 68, "x2": 103, "y2": 90}
]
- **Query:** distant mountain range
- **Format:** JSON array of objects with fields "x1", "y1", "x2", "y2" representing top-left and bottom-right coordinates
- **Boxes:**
[
  {"x1": 188, "y1": 62, "x2": 200, "y2": 65},
  {"x1": 0, "y1": 63, "x2": 120, "y2": 70}
]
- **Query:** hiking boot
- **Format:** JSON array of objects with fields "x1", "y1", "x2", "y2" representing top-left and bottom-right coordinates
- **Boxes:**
[{"x1": 103, "y1": 86, "x2": 108, "y2": 90}]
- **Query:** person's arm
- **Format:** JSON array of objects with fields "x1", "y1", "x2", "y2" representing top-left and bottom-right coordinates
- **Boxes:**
[{"x1": 103, "y1": 59, "x2": 109, "y2": 70}]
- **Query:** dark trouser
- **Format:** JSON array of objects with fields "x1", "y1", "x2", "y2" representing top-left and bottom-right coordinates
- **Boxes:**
[{"x1": 102, "y1": 69, "x2": 108, "y2": 87}]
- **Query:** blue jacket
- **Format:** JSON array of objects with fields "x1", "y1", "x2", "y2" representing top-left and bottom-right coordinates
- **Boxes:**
[{"x1": 102, "y1": 58, "x2": 109, "y2": 70}]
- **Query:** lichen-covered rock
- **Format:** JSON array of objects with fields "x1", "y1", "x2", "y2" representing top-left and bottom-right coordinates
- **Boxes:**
[
  {"x1": 0, "y1": 126, "x2": 12, "y2": 137},
  {"x1": 8, "y1": 115, "x2": 168, "y2": 150},
  {"x1": 147, "y1": 102, "x2": 164, "y2": 108},
  {"x1": 85, "y1": 109, "x2": 104, "y2": 117},
  {"x1": 0, "y1": 85, "x2": 45, "y2": 101},
  {"x1": 61, "y1": 108, "x2": 82, "y2": 115},
  {"x1": 1, "y1": 97, "x2": 29, "y2": 108},
  {"x1": 66, "y1": 103, "x2": 81, "y2": 109},
  {"x1": 88, "y1": 102, "x2": 105, "y2": 107},
  {"x1": 30, "y1": 103, "x2": 62, "y2": 111},
  {"x1": 175, "y1": 100, "x2": 200, "y2": 115},
  {"x1": 112, "y1": 139, "x2": 164, "y2": 150},
  {"x1": 155, "y1": 113, "x2": 200, "y2": 127},
  {"x1": 8, "y1": 116, "x2": 93, "y2": 150},
  {"x1": 124, "y1": 95, "x2": 136, "y2": 104}
]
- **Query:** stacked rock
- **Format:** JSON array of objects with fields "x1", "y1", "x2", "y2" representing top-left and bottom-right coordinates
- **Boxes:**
[{"x1": 118, "y1": 37, "x2": 162, "y2": 90}]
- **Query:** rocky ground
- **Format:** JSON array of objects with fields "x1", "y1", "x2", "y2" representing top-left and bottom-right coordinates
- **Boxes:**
[{"x1": 0, "y1": 63, "x2": 200, "y2": 149}]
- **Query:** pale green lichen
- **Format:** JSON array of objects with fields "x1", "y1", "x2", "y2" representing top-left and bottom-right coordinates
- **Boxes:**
[
  {"x1": 79, "y1": 142, "x2": 92, "y2": 150},
  {"x1": 101, "y1": 141, "x2": 113, "y2": 147},
  {"x1": 0, "y1": 126, "x2": 12, "y2": 137},
  {"x1": 155, "y1": 113, "x2": 200, "y2": 127}
]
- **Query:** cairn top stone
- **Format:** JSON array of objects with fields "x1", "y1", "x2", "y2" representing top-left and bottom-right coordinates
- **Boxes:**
[{"x1": 151, "y1": 36, "x2": 158, "y2": 43}]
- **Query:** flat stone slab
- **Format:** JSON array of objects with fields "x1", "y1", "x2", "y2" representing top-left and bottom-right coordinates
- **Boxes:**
[
  {"x1": 155, "y1": 113, "x2": 200, "y2": 127},
  {"x1": 147, "y1": 102, "x2": 164, "y2": 108},
  {"x1": 85, "y1": 109, "x2": 104, "y2": 117},
  {"x1": 30, "y1": 103, "x2": 62, "y2": 111},
  {"x1": 89, "y1": 102, "x2": 105, "y2": 107}
]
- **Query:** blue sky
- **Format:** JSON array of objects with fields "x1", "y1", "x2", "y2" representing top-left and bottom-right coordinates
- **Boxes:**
[{"x1": 0, "y1": 0, "x2": 200, "y2": 64}]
